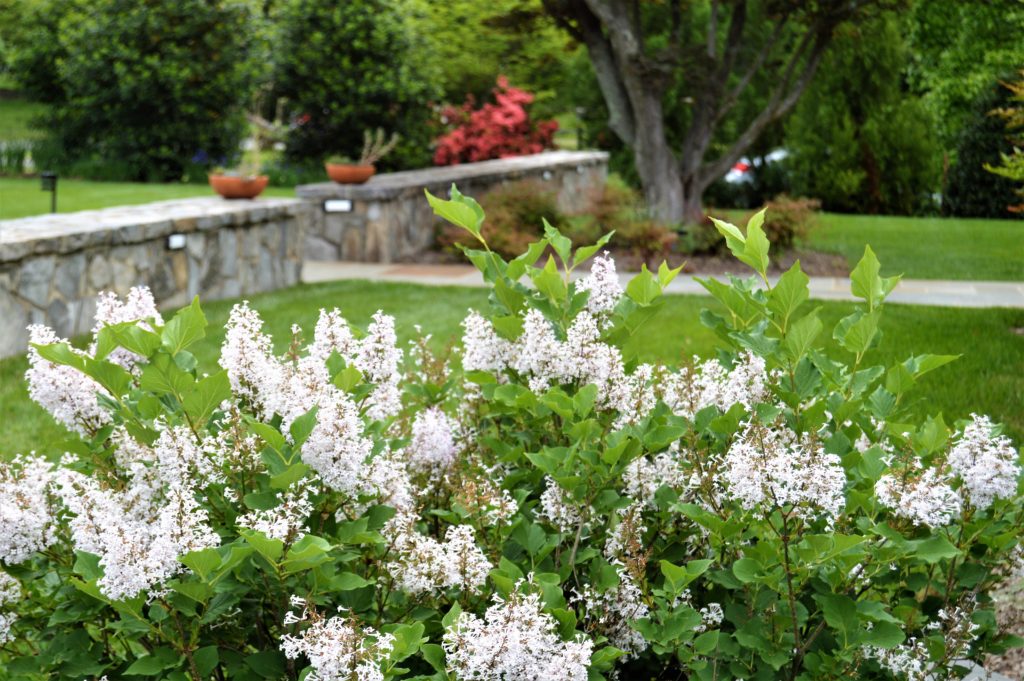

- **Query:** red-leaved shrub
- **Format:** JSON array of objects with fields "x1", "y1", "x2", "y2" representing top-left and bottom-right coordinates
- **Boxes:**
[{"x1": 433, "y1": 76, "x2": 558, "y2": 165}]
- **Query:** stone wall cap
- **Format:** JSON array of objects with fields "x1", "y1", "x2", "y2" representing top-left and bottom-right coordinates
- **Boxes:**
[
  {"x1": 296, "y1": 150, "x2": 610, "y2": 200},
  {"x1": 0, "y1": 196, "x2": 302, "y2": 262}
]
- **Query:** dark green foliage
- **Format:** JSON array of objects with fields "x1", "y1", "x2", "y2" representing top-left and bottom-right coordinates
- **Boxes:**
[
  {"x1": 274, "y1": 0, "x2": 438, "y2": 170},
  {"x1": 785, "y1": 15, "x2": 942, "y2": 216},
  {"x1": 944, "y1": 83, "x2": 1021, "y2": 219},
  {"x1": 12, "y1": 0, "x2": 262, "y2": 182}
]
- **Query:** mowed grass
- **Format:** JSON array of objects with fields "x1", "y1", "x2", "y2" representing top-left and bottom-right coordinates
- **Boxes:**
[
  {"x1": 2, "y1": 280, "x2": 1022, "y2": 458},
  {"x1": 0, "y1": 177, "x2": 296, "y2": 220},
  {"x1": 803, "y1": 213, "x2": 1023, "y2": 281},
  {"x1": 0, "y1": 97, "x2": 47, "y2": 141}
]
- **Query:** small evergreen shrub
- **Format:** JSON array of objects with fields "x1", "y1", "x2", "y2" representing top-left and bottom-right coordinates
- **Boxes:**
[
  {"x1": 275, "y1": 0, "x2": 437, "y2": 171},
  {"x1": 9, "y1": 0, "x2": 262, "y2": 182},
  {"x1": 1, "y1": 190, "x2": 1021, "y2": 680}
]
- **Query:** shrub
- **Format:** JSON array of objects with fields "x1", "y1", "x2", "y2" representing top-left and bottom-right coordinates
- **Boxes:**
[
  {"x1": 758, "y1": 195, "x2": 821, "y2": 249},
  {"x1": 566, "y1": 177, "x2": 678, "y2": 261},
  {"x1": 433, "y1": 76, "x2": 558, "y2": 165},
  {"x1": 944, "y1": 82, "x2": 1021, "y2": 218},
  {"x1": 784, "y1": 15, "x2": 942, "y2": 215},
  {"x1": 0, "y1": 140, "x2": 30, "y2": 176},
  {"x1": 9, "y1": 0, "x2": 262, "y2": 182},
  {"x1": 2, "y1": 191, "x2": 1022, "y2": 680},
  {"x1": 275, "y1": 0, "x2": 437, "y2": 171}
]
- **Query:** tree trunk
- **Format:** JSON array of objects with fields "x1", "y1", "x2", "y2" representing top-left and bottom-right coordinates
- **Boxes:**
[{"x1": 629, "y1": 86, "x2": 685, "y2": 224}]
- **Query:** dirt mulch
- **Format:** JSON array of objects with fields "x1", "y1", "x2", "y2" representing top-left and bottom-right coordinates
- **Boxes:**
[{"x1": 406, "y1": 247, "x2": 850, "y2": 279}]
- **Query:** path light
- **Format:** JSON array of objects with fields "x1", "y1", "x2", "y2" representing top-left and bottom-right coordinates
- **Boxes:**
[{"x1": 40, "y1": 171, "x2": 57, "y2": 213}]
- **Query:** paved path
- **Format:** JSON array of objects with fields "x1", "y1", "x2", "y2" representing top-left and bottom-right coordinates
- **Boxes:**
[{"x1": 303, "y1": 261, "x2": 1024, "y2": 309}]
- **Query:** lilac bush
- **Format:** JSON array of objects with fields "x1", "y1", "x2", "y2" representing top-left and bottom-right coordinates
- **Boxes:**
[{"x1": 0, "y1": 187, "x2": 1021, "y2": 680}]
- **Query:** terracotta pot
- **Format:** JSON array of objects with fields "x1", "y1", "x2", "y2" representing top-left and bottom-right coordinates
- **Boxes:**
[
  {"x1": 208, "y1": 174, "x2": 269, "y2": 199},
  {"x1": 325, "y1": 163, "x2": 376, "y2": 184}
]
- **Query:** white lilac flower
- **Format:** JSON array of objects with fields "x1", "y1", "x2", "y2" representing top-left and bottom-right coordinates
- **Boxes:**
[
  {"x1": 0, "y1": 572, "x2": 19, "y2": 606},
  {"x1": 862, "y1": 638, "x2": 930, "y2": 681},
  {"x1": 407, "y1": 407, "x2": 460, "y2": 475},
  {"x1": 307, "y1": 308, "x2": 357, "y2": 363},
  {"x1": 355, "y1": 311, "x2": 403, "y2": 421},
  {"x1": 302, "y1": 394, "x2": 374, "y2": 496},
  {"x1": 444, "y1": 582, "x2": 593, "y2": 681},
  {"x1": 460, "y1": 310, "x2": 512, "y2": 374},
  {"x1": 381, "y1": 512, "x2": 491, "y2": 595},
  {"x1": 575, "y1": 253, "x2": 623, "y2": 318},
  {"x1": 947, "y1": 414, "x2": 1020, "y2": 511},
  {"x1": 622, "y1": 451, "x2": 687, "y2": 508},
  {"x1": 537, "y1": 476, "x2": 588, "y2": 534},
  {"x1": 510, "y1": 309, "x2": 564, "y2": 393},
  {"x1": 55, "y1": 470, "x2": 218, "y2": 600},
  {"x1": 220, "y1": 301, "x2": 283, "y2": 410},
  {"x1": 153, "y1": 424, "x2": 223, "y2": 489},
  {"x1": 659, "y1": 352, "x2": 769, "y2": 419},
  {"x1": 25, "y1": 325, "x2": 112, "y2": 436},
  {"x1": 574, "y1": 567, "x2": 649, "y2": 657},
  {"x1": 237, "y1": 484, "x2": 315, "y2": 543},
  {"x1": 280, "y1": 602, "x2": 394, "y2": 681},
  {"x1": 875, "y1": 465, "x2": 961, "y2": 528},
  {"x1": 0, "y1": 611, "x2": 15, "y2": 644},
  {"x1": 0, "y1": 454, "x2": 57, "y2": 565},
  {"x1": 722, "y1": 422, "x2": 846, "y2": 522}
]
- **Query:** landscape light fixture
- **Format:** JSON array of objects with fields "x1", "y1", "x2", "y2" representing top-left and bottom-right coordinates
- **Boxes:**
[{"x1": 40, "y1": 171, "x2": 57, "y2": 214}]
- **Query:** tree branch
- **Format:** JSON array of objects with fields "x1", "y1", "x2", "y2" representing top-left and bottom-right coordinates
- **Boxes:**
[{"x1": 698, "y1": 29, "x2": 831, "y2": 188}]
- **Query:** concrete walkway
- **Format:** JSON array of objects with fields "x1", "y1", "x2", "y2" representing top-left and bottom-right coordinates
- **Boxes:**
[{"x1": 303, "y1": 261, "x2": 1024, "y2": 309}]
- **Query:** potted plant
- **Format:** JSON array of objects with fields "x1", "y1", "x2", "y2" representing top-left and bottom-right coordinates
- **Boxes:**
[
  {"x1": 325, "y1": 128, "x2": 399, "y2": 184},
  {"x1": 209, "y1": 110, "x2": 283, "y2": 199}
]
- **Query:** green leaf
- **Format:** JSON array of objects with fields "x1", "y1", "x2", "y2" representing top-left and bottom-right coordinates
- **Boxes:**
[
  {"x1": 913, "y1": 535, "x2": 959, "y2": 563},
  {"x1": 543, "y1": 218, "x2": 572, "y2": 267},
  {"x1": 863, "y1": 621, "x2": 905, "y2": 649},
  {"x1": 532, "y1": 255, "x2": 567, "y2": 301},
  {"x1": 625, "y1": 265, "x2": 661, "y2": 305},
  {"x1": 139, "y1": 352, "x2": 195, "y2": 397},
  {"x1": 835, "y1": 311, "x2": 879, "y2": 356},
  {"x1": 572, "y1": 231, "x2": 614, "y2": 268},
  {"x1": 661, "y1": 559, "x2": 711, "y2": 593},
  {"x1": 815, "y1": 593, "x2": 859, "y2": 638},
  {"x1": 241, "y1": 529, "x2": 284, "y2": 565},
  {"x1": 742, "y1": 208, "x2": 770, "y2": 277},
  {"x1": 332, "y1": 365, "x2": 364, "y2": 393},
  {"x1": 694, "y1": 630, "x2": 720, "y2": 654},
  {"x1": 162, "y1": 297, "x2": 207, "y2": 354},
  {"x1": 709, "y1": 216, "x2": 746, "y2": 255},
  {"x1": 289, "y1": 407, "x2": 319, "y2": 448},
  {"x1": 182, "y1": 370, "x2": 231, "y2": 426},
  {"x1": 732, "y1": 557, "x2": 763, "y2": 584},
  {"x1": 124, "y1": 647, "x2": 181, "y2": 675},
  {"x1": 850, "y1": 245, "x2": 901, "y2": 311},
  {"x1": 768, "y1": 261, "x2": 810, "y2": 329},
  {"x1": 657, "y1": 260, "x2": 684, "y2": 288},
  {"x1": 244, "y1": 650, "x2": 286, "y2": 679},
  {"x1": 180, "y1": 548, "x2": 220, "y2": 581},
  {"x1": 194, "y1": 646, "x2": 219, "y2": 677},
  {"x1": 425, "y1": 185, "x2": 485, "y2": 243},
  {"x1": 783, "y1": 310, "x2": 823, "y2": 362},
  {"x1": 82, "y1": 358, "x2": 133, "y2": 396},
  {"x1": 32, "y1": 341, "x2": 86, "y2": 370}
]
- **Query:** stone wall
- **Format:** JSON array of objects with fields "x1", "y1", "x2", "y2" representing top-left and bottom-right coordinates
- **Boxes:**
[
  {"x1": 296, "y1": 150, "x2": 608, "y2": 263},
  {"x1": 0, "y1": 198, "x2": 309, "y2": 357}
]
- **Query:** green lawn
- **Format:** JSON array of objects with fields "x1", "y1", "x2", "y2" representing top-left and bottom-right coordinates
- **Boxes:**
[
  {"x1": 803, "y1": 212, "x2": 1023, "y2": 281},
  {"x1": 3, "y1": 280, "x2": 1022, "y2": 458},
  {"x1": 0, "y1": 177, "x2": 295, "y2": 220},
  {"x1": 0, "y1": 97, "x2": 47, "y2": 141}
]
